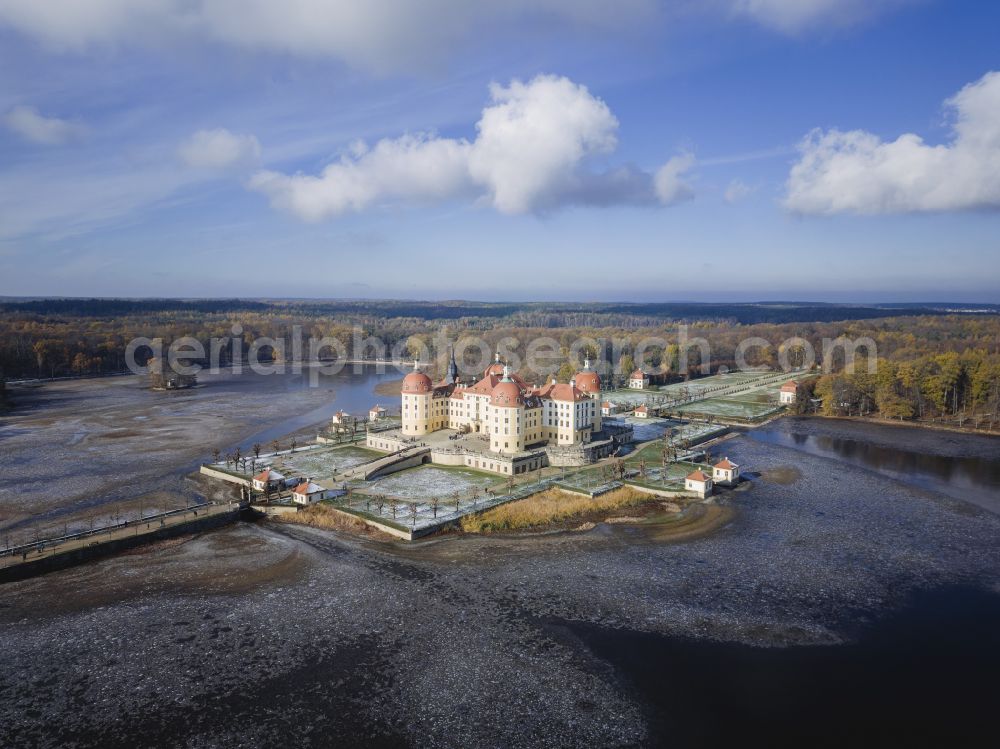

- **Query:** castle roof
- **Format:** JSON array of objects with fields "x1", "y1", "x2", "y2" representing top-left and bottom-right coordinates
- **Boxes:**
[
  {"x1": 686, "y1": 470, "x2": 710, "y2": 483},
  {"x1": 630, "y1": 369, "x2": 647, "y2": 380},
  {"x1": 534, "y1": 380, "x2": 589, "y2": 403},
  {"x1": 575, "y1": 370, "x2": 600, "y2": 394},
  {"x1": 781, "y1": 381, "x2": 798, "y2": 392},
  {"x1": 574, "y1": 358, "x2": 601, "y2": 394},
  {"x1": 466, "y1": 373, "x2": 502, "y2": 395},
  {"x1": 491, "y1": 378, "x2": 524, "y2": 407},
  {"x1": 402, "y1": 369, "x2": 433, "y2": 393},
  {"x1": 714, "y1": 458, "x2": 737, "y2": 470}
]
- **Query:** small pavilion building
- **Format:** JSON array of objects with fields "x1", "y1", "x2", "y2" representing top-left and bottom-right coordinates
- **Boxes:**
[
  {"x1": 252, "y1": 468, "x2": 285, "y2": 493},
  {"x1": 779, "y1": 381, "x2": 798, "y2": 405},
  {"x1": 628, "y1": 369, "x2": 650, "y2": 390},
  {"x1": 712, "y1": 457, "x2": 740, "y2": 485},
  {"x1": 292, "y1": 481, "x2": 329, "y2": 505},
  {"x1": 685, "y1": 469, "x2": 713, "y2": 498}
]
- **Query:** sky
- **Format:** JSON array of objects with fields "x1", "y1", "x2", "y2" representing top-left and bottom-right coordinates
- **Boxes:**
[{"x1": 0, "y1": 0, "x2": 998, "y2": 303}]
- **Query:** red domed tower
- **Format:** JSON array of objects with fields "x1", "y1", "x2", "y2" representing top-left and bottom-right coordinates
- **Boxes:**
[
  {"x1": 574, "y1": 358, "x2": 601, "y2": 395},
  {"x1": 488, "y1": 366, "x2": 525, "y2": 454},
  {"x1": 401, "y1": 360, "x2": 434, "y2": 435},
  {"x1": 401, "y1": 361, "x2": 432, "y2": 393}
]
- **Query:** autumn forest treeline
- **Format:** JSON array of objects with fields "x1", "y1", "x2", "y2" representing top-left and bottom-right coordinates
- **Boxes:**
[{"x1": 1, "y1": 299, "x2": 999, "y2": 425}]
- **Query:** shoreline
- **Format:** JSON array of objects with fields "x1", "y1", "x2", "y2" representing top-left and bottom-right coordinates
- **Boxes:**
[{"x1": 813, "y1": 413, "x2": 1000, "y2": 439}]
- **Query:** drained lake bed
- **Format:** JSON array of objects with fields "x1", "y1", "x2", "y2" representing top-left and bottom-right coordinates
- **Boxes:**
[{"x1": 2, "y1": 409, "x2": 999, "y2": 746}]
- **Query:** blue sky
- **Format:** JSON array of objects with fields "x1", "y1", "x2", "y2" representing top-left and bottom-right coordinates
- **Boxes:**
[{"x1": 0, "y1": 0, "x2": 998, "y2": 302}]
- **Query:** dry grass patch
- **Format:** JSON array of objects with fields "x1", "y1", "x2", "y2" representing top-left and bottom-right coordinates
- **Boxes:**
[
  {"x1": 460, "y1": 486, "x2": 656, "y2": 534},
  {"x1": 273, "y1": 503, "x2": 394, "y2": 540}
]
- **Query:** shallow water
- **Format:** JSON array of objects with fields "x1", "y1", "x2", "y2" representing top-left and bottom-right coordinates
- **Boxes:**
[
  {"x1": 564, "y1": 584, "x2": 1000, "y2": 747},
  {"x1": 228, "y1": 365, "x2": 401, "y2": 451},
  {"x1": 749, "y1": 419, "x2": 1000, "y2": 514}
]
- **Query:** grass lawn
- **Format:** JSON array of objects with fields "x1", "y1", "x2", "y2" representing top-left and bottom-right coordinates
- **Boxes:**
[
  {"x1": 276, "y1": 445, "x2": 382, "y2": 477},
  {"x1": 366, "y1": 464, "x2": 498, "y2": 500}
]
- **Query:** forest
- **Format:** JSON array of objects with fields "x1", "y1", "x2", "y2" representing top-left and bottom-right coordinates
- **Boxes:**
[{"x1": 1, "y1": 298, "x2": 998, "y2": 428}]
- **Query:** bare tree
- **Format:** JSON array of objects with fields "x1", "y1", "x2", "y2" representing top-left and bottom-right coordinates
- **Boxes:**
[
  {"x1": 212, "y1": 448, "x2": 221, "y2": 464},
  {"x1": 252, "y1": 443, "x2": 262, "y2": 461},
  {"x1": 614, "y1": 458, "x2": 626, "y2": 479}
]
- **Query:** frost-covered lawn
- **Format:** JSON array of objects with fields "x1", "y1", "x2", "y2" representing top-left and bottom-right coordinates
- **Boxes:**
[
  {"x1": 367, "y1": 465, "x2": 497, "y2": 500},
  {"x1": 676, "y1": 398, "x2": 781, "y2": 420},
  {"x1": 553, "y1": 457, "x2": 698, "y2": 493},
  {"x1": 338, "y1": 465, "x2": 544, "y2": 531},
  {"x1": 278, "y1": 446, "x2": 380, "y2": 477}
]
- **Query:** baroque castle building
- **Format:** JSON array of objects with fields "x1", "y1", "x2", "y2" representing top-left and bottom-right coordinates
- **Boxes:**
[{"x1": 400, "y1": 352, "x2": 603, "y2": 455}]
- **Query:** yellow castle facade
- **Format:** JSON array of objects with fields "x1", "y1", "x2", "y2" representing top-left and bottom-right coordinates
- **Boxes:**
[{"x1": 400, "y1": 353, "x2": 603, "y2": 455}]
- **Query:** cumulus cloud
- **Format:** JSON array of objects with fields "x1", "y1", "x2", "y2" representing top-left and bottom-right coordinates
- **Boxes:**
[
  {"x1": 0, "y1": 1, "x2": 654, "y2": 72},
  {"x1": 249, "y1": 134, "x2": 471, "y2": 220},
  {"x1": 250, "y1": 74, "x2": 694, "y2": 221},
  {"x1": 4, "y1": 105, "x2": 85, "y2": 144},
  {"x1": 178, "y1": 128, "x2": 261, "y2": 169},
  {"x1": 730, "y1": 0, "x2": 913, "y2": 33},
  {"x1": 785, "y1": 71, "x2": 1000, "y2": 215},
  {"x1": 468, "y1": 76, "x2": 619, "y2": 214}
]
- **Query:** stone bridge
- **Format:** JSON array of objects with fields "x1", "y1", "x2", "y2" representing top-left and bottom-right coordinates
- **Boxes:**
[{"x1": 348, "y1": 445, "x2": 432, "y2": 481}]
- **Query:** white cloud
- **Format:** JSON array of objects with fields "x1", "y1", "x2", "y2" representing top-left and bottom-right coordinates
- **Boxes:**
[
  {"x1": 0, "y1": 1, "x2": 655, "y2": 72},
  {"x1": 249, "y1": 134, "x2": 471, "y2": 221},
  {"x1": 785, "y1": 71, "x2": 1000, "y2": 215},
  {"x1": 178, "y1": 128, "x2": 261, "y2": 169},
  {"x1": 4, "y1": 105, "x2": 85, "y2": 144},
  {"x1": 724, "y1": 178, "x2": 754, "y2": 203},
  {"x1": 730, "y1": 0, "x2": 913, "y2": 33},
  {"x1": 468, "y1": 76, "x2": 619, "y2": 214},
  {"x1": 250, "y1": 74, "x2": 694, "y2": 221},
  {"x1": 654, "y1": 153, "x2": 695, "y2": 205}
]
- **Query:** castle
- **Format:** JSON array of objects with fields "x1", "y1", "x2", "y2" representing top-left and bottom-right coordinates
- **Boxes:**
[
  {"x1": 401, "y1": 351, "x2": 602, "y2": 453},
  {"x1": 366, "y1": 351, "x2": 629, "y2": 476}
]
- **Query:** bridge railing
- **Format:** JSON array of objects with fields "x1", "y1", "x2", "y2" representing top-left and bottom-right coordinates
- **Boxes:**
[{"x1": 0, "y1": 502, "x2": 222, "y2": 558}]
